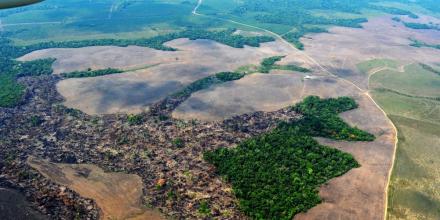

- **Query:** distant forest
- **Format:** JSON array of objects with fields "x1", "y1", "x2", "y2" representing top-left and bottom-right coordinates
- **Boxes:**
[{"x1": 219, "y1": 0, "x2": 432, "y2": 49}]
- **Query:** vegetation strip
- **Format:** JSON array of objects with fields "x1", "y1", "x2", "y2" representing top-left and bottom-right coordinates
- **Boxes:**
[
  {"x1": 148, "y1": 56, "x2": 310, "y2": 117},
  {"x1": 173, "y1": 72, "x2": 245, "y2": 98},
  {"x1": 374, "y1": 88, "x2": 440, "y2": 101},
  {"x1": 173, "y1": 56, "x2": 310, "y2": 99},
  {"x1": 420, "y1": 63, "x2": 440, "y2": 76},
  {"x1": 204, "y1": 96, "x2": 374, "y2": 220},
  {"x1": 409, "y1": 38, "x2": 440, "y2": 50},
  {"x1": 259, "y1": 56, "x2": 310, "y2": 73},
  {"x1": 60, "y1": 68, "x2": 124, "y2": 78}
]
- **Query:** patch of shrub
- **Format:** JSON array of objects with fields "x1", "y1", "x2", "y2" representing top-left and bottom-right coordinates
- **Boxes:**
[
  {"x1": 29, "y1": 115, "x2": 43, "y2": 126},
  {"x1": 127, "y1": 114, "x2": 143, "y2": 125},
  {"x1": 198, "y1": 200, "x2": 211, "y2": 216},
  {"x1": 172, "y1": 138, "x2": 185, "y2": 148},
  {"x1": 410, "y1": 38, "x2": 440, "y2": 50},
  {"x1": 420, "y1": 63, "x2": 440, "y2": 76},
  {"x1": 259, "y1": 56, "x2": 310, "y2": 73}
]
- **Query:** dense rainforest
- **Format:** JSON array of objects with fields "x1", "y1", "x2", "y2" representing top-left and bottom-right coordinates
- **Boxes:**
[{"x1": 205, "y1": 96, "x2": 374, "y2": 220}]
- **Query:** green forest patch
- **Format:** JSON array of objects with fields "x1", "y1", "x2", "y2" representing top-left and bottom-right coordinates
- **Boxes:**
[
  {"x1": 0, "y1": 56, "x2": 55, "y2": 107},
  {"x1": 205, "y1": 96, "x2": 374, "y2": 219},
  {"x1": 60, "y1": 68, "x2": 124, "y2": 78}
]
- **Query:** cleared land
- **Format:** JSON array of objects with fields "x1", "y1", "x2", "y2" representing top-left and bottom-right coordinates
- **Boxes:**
[
  {"x1": 18, "y1": 46, "x2": 179, "y2": 74},
  {"x1": 19, "y1": 38, "x2": 294, "y2": 115},
  {"x1": 14, "y1": 14, "x2": 440, "y2": 220},
  {"x1": 175, "y1": 71, "x2": 396, "y2": 219},
  {"x1": 173, "y1": 72, "x2": 304, "y2": 121},
  {"x1": 365, "y1": 62, "x2": 440, "y2": 220},
  {"x1": 172, "y1": 16, "x2": 440, "y2": 219},
  {"x1": 27, "y1": 157, "x2": 164, "y2": 220},
  {"x1": 300, "y1": 16, "x2": 440, "y2": 89}
]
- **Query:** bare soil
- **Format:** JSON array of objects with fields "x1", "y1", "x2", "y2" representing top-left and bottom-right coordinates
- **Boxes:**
[
  {"x1": 28, "y1": 157, "x2": 164, "y2": 220},
  {"x1": 173, "y1": 72, "x2": 304, "y2": 121},
  {"x1": 300, "y1": 16, "x2": 440, "y2": 90},
  {"x1": 20, "y1": 39, "x2": 297, "y2": 115}
]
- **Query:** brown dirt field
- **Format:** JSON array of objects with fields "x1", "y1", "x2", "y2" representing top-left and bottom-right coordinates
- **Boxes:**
[
  {"x1": 27, "y1": 157, "x2": 164, "y2": 220},
  {"x1": 173, "y1": 72, "x2": 305, "y2": 121},
  {"x1": 20, "y1": 39, "x2": 298, "y2": 115},
  {"x1": 300, "y1": 16, "x2": 440, "y2": 90},
  {"x1": 18, "y1": 46, "x2": 179, "y2": 74}
]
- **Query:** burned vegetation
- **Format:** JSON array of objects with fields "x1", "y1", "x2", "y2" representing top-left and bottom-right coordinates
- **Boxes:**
[{"x1": 0, "y1": 62, "x2": 373, "y2": 219}]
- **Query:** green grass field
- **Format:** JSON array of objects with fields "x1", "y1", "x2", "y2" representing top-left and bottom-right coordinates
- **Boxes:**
[
  {"x1": 386, "y1": 115, "x2": 440, "y2": 220},
  {"x1": 356, "y1": 59, "x2": 400, "y2": 75},
  {"x1": 365, "y1": 61, "x2": 440, "y2": 220},
  {"x1": 1, "y1": 0, "x2": 236, "y2": 44},
  {"x1": 370, "y1": 63, "x2": 440, "y2": 98},
  {"x1": 1, "y1": 0, "x2": 439, "y2": 49}
]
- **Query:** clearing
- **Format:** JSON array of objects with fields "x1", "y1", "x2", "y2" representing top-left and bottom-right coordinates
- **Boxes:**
[{"x1": 27, "y1": 157, "x2": 164, "y2": 220}]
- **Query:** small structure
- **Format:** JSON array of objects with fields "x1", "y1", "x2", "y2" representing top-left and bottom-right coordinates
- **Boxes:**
[{"x1": 304, "y1": 75, "x2": 316, "y2": 80}]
